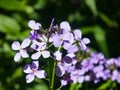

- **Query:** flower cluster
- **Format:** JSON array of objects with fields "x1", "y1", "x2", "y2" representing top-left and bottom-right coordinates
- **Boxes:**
[{"x1": 11, "y1": 19, "x2": 120, "y2": 88}]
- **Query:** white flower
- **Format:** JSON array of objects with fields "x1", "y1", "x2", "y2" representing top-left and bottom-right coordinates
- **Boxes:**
[{"x1": 11, "y1": 38, "x2": 31, "y2": 62}]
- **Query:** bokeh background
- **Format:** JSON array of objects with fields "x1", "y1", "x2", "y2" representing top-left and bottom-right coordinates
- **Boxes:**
[{"x1": 0, "y1": 0, "x2": 120, "y2": 90}]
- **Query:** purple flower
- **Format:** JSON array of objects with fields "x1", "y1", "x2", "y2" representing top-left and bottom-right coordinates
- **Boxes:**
[
  {"x1": 70, "y1": 69, "x2": 85, "y2": 83},
  {"x1": 60, "y1": 21, "x2": 71, "y2": 33},
  {"x1": 111, "y1": 70, "x2": 120, "y2": 83},
  {"x1": 73, "y1": 29, "x2": 90, "y2": 50},
  {"x1": 28, "y1": 20, "x2": 41, "y2": 30},
  {"x1": 30, "y1": 30, "x2": 39, "y2": 40},
  {"x1": 49, "y1": 32, "x2": 74, "y2": 49},
  {"x1": 11, "y1": 38, "x2": 31, "y2": 62},
  {"x1": 31, "y1": 41, "x2": 50, "y2": 59},
  {"x1": 23, "y1": 61, "x2": 46, "y2": 83},
  {"x1": 54, "y1": 50, "x2": 62, "y2": 61}
]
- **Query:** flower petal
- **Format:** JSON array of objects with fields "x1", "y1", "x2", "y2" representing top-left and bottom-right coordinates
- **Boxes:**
[
  {"x1": 54, "y1": 51, "x2": 62, "y2": 61},
  {"x1": 28, "y1": 20, "x2": 41, "y2": 30},
  {"x1": 35, "y1": 70, "x2": 46, "y2": 78},
  {"x1": 20, "y1": 50, "x2": 29, "y2": 58},
  {"x1": 21, "y1": 38, "x2": 31, "y2": 48},
  {"x1": 31, "y1": 61, "x2": 39, "y2": 69},
  {"x1": 14, "y1": 52, "x2": 21, "y2": 62},
  {"x1": 31, "y1": 52, "x2": 41, "y2": 60},
  {"x1": 61, "y1": 80, "x2": 67, "y2": 86},
  {"x1": 60, "y1": 21, "x2": 71, "y2": 32},
  {"x1": 42, "y1": 51, "x2": 50, "y2": 58},
  {"x1": 73, "y1": 29, "x2": 82, "y2": 40},
  {"x1": 82, "y1": 38, "x2": 90, "y2": 44},
  {"x1": 26, "y1": 74, "x2": 35, "y2": 83},
  {"x1": 23, "y1": 64, "x2": 32, "y2": 73},
  {"x1": 78, "y1": 76, "x2": 84, "y2": 83},
  {"x1": 12, "y1": 41, "x2": 20, "y2": 50}
]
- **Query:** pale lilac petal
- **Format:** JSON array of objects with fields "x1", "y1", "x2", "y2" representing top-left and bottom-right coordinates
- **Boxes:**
[
  {"x1": 26, "y1": 74, "x2": 35, "y2": 83},
  {"x1": 14, "y1": 52, "x2": 21, "y2": 62},
  {"x1": 73, "y1": 29, "x2": 82, "y2": 40},
  {"x1": 53, "y1": 34, "x2": 62, "y2": 47},
  {"x1": 79, "y1": 41, "x2": 86, "y2": 50},
  {"x1": 20, "y1": 50, "x2": 29, "y2": 58},
  {"x1": 31, "y1": 52, "x2": 41, "y2": 60},
  {"x1": 28, "y1": 20, "x2": 41, "y2": 30},
  {"x1": 35, "y1": 70, "x2": 46, "y2": 78},
  {"x1": 70, "y1": 75, "x2": 77, "y2": 84},
  {"x1": 56, "y1": 65, "x2": 65, "y2": 77},
  {"x1": 23, "y1": 64, "x2": 32, "y2": 73},
  {"x1": 12, "y1": 41, "x2": 21, "y2": 50},
  {"x1": 40, "y1": 42, "x2": 47, "y2": 50},
  {"x1": 63, "y1": 42, "x2": 71, "y2": 50},
  {"x1": 21, "y1": 38, "x2": 31, "y2": 48},
  {"x1": 60, "y1": 21, "x2": 71, "y2": 31},
  {"x1": 82, "y1": 38, "x2": 90, "y2": 44},
  {"x1": 61, "y1": 80, "x2": 67, "y2": 86},
  {"x1": 42, "y1": 51, "x2": 50, "y2": 58},
  {"x1": 78, "y1": 76, "x2": 84, "y2": 83},
  {"x1": 54, "y1": 51, "x2": 62, "y2": 61},
  {"x1": 32, "y1": 61, "x2": 39, "y2": 68}
]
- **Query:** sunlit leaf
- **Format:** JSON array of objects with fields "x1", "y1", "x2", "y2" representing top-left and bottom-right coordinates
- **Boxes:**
[
  {"x1": 85, "y1": 0, "x2": 98, "y2": 16},
  {"x1": 12, "y1": 67, "x2": 23, "y2": 79},
  {"x1": 99, "y1": 12, "x2": 118, "y2": 27},
  {"x1": 0, "y1": 0, "x2": 25, "y2": 11},
  {"x1": 0, "y1": 14, "x2": 20, "y2": 35},
  {"x1": 93, "y1": 26, "x2": 109, "y2": 57},
  {"x1": 34, "y1": 0, "x2": 47, "y2": 9},
  {"x1": 69, "y1": 83, "x2": 82, "y2": 90},
  {"x1": 97, "y1": 80, "x2": 112, "y2": 90}
]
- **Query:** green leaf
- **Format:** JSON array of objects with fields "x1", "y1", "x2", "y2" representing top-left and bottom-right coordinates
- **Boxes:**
[
  {"x1": 85, "y1": 0, "x2": 98, "y2": 16},
  {"x1": 12, "y1": 67, "x2": 23, "y2": 79},
  {"x1": 81, "y1": 25, "x2": 109, "y2": 57},
  {"x1": 97, "y1": 80, "x2": 111, "y2": 90},
  {"x1": 99, "y1": 12, "x2": 118, "y2": 27},
  {"x1": 34, "y1": 0, "x2": 47, "y2": 9},
  {"x1": 93, "y1": 26, "x2": 109, "y2": 57},
  {"x1": 0, "y1": 0, "x2": 25, "y2": 11},
  {"x1": 0, "y1": 14, "x2": 20, "y2": 35},
  {"x1": 69, "y1": 83, "x2": 82, "y2": 90}
]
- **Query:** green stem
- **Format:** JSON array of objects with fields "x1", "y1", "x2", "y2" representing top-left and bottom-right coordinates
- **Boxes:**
[{"x1": 50, "y1": 60, "x2": 57, "y2": 90}]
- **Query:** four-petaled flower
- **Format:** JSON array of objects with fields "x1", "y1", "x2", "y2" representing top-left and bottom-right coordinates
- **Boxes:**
[
  {"x1": 23, "y1": 61, "x2": 46, "y2": 83},
  {"x1": 11, "y1": 38, "x2": 31, "y2": 62},
  {"x1": 31, "y1": 41, "x2": 50, "y2": 59}
]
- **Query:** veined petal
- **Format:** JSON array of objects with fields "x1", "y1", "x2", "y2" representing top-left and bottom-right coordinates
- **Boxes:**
[
  {"x1": 20, "y1": 50, "x2": 29, "y2": 58},
  {"x1": 61, "y1": 80, "x2": 67, "y2": 86},
  {"x1": 42, "y1": 51, "x2": 50, "y2": 58},
  {"x1": 12, "y1": 41, "x2": 21, "y2": 50},
  {"x1": 60, "y1": 21, "x2": 71, "y2": 31},
  {"x1": 56, "y1": 65, "x2": 65, "y2": 77},
  {"x1": 73, "y1": 29, "x2": 82, "y2": 40},
  {"x1": 26, "y1": 74, "x2": 35, "y2": 83},
  {"x1": 32, "y1": 61, "x2": 39, "y2": 69},
  {"x1": 21, "y1": 38, "x2": 31, "y2": 48},
  {"x1": 54, "y1": 51, "x2": 62, "y2": 61},
  {"x1": 31, "y1": 52, "x2": 41, "y2": 60},
  {"x1": 14, "y1": 52, "x2": 21, "y2": 62},
  {"x1": 53, "y1": 34, "x2": 62, "y2": 47},
  {"x1": 35, "y1": 70, "x2": 46, "y2": 78},
  {"x1": 23, "y1": 64, "x2": 32, "y2": 73},
  {"x1": 82, "y1": 38, "x2": 90, "y2": 44},
  {"x1": 79, "y1": 41, "x2": 86, "y2": 50},
  {"x1": 28, "y1": 20, "x2": 41, "y2": 30}
]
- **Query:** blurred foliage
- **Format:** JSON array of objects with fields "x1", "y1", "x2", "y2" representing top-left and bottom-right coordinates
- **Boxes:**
[{"x1": 0, "y1": 0, "x2": 120, "y2": 90}]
